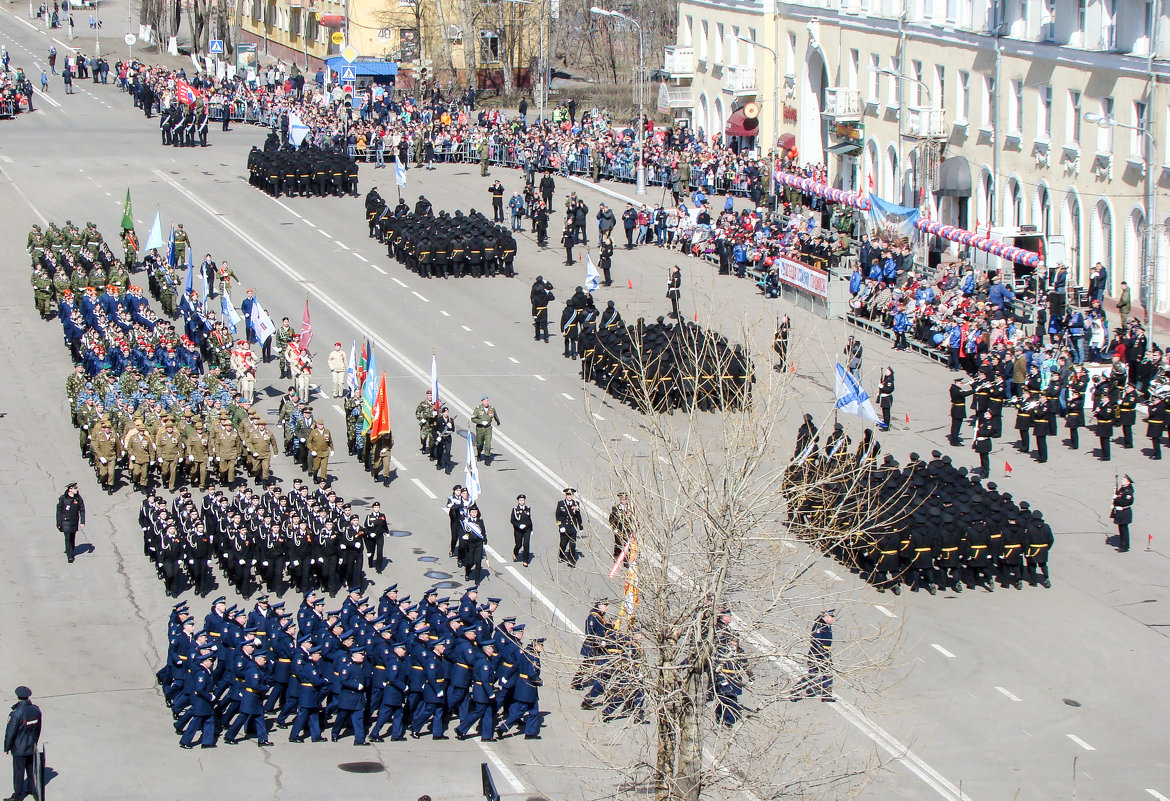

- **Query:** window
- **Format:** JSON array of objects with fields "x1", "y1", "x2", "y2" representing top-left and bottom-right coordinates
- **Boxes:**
[
  {"x1": 1067, "y1": 89, "x2": 1082, "y2": 144},
  {"x1": 957, "y1": 70, "x2": 969, "y2": 122},
  {"x1": 480, "y1": 29, "x2": 500, "y2": 61},
  {"x1": 1009, "y1": 79, "x2": 1023, "y2": 133},
  {"x1": 982, "y1": 74, "x2": 995, "y2": 127},
  {"x1": 911, "y1": 60, "x2": 923, "y2": 105},
  {"x1": 729, "y1": 25, "x2": 739, "y2": 67},
  {"x1": 786, "y1": 32, "x2": 797, "y2": 74},
  {"x1": 699, "y1": 21, "x2": 708, "y2": 61},
  {"x1": 868, "y1": 53, "x2": 881, "y2": 101},
  {"x1": 683, "y1": 16, "x2": 693, "y2": 47},
  {"x1": 305, "y1": 13, "x2": 318, "y2": 42},
  {"x1": 715, "y1": 23, "x2": 724, "y2": 65},
  {"x1": 1134, "y1": 101, "x2": 1148, "y2": 159},
  {"x1": 1037, "y1": 84, "x2": 1052, "y2": 139},
  {"x1": 1076, "y1": 0, "x2": 1087, "y2": 37},
  {"x1": 849, "y1": 48, "x2": 859, "y2": 90},
  {"x1": 935, "y1": 65, "x2": 945, "y2": 110},
  {"x1": 887, "y1": 56, "x2": 901, "y2": 106},
  {"x1": 1097, "y1": 97, "x2": 1114, "y2": 153},
  {"x1": 250, "y1": 0, "x2": 260, "y2": 19},
  {"x1": 289, "y1": 7, "x2": 300, "y2": 36}
]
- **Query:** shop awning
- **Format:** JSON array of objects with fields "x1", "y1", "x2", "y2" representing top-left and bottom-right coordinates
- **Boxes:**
[
  {"x1": 827, "y1": 141, "x2": 862, "y2": 156},
  {"x1": 777, "y1": 132, "x2": 795, "y2": 150},
  {"x1": 725, "y1": 109, "x2": 759, "y2": 138},
  {"x1": 937, "y1": 156, "x2": 973, "y2": 197}
]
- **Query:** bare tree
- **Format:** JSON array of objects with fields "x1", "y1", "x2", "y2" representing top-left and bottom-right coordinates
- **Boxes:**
[{"x1": 541, "y1": 316, "x2": 901, "y2": 801}]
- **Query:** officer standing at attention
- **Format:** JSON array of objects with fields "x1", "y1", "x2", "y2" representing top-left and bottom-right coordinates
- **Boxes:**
[
  {"x1": 666, "y1": 265, "x2": 682, "y2": 320},
  {"x1": 55, "y1": 481, "x2": 85, "y2": 563},
  {"x1": 949, "y1": 378, "x2": 972, "y2": 445},
  {"x1": 509, "y1": 494, "x2": 533, "y2": 565},
  {"x1": 489, "y1": 180, "x2": 505, "y2": 224},
  {"x1": 1111, "y1": 474, "x2": 1134, "y2": 552},
  {"x1": 471, "y1": 397, "x2": 501, "y2": 463},
  {"x1": 4, "y1": 685, "x2": 42, "y2": 801},
  {"x1": 328, "y1": 343, "x2": 348, "y2": 399},
  {"x1": 791, "y1": 610, "x2": 835, "y2": 701}
]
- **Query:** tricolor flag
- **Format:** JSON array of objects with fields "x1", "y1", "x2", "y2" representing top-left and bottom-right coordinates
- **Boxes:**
[
  {"x1": 585, "y1": 253, "x2": 601, "y2": 293},
  {"x1": 345, "y1": 340, "x2": 359, "y2": 396},
  {"x1": 249, "y1": 299, "x2": 276, "y2": 344}
]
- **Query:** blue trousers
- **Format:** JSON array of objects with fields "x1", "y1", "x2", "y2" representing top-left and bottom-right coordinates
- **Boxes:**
[
  {"x1": 370, "y1": 701, "x2": 405, "y2": 740},
  {"x1": 226, "y1": 711, "x2": 268, "y2": 742},
  {"x1": 503, "y1": 699, "x2": 541, "y2": 736},
  {"x1": 180, "y1": 714, "x2": 215, "y2": 746},
  {"x1": 456, "y1": 700, "x2": 495, "y2": 740},
  {"x1": 332, "y1": 707, "x2": 366, "y2": 743},
  {"x1": 290, "y1": 706, "x2": 322, "y2": 741}
]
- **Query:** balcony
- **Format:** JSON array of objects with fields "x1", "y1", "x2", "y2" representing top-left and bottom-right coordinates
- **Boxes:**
[
  {"x1": 723, "y1": 65, "x2": 757, "y2": 96},
  {"x1": 824, "y1": 87, "x2": 862, "y2": 122},
  {"x1": 658, "y1": 84, "x2": 695, "y2": 109},
  {"x1": 663, "y1": 46, "x2": 694, "y2": 79},
  {"x1": 902, "y1": 106, "x2": 946, "y2": 138}
]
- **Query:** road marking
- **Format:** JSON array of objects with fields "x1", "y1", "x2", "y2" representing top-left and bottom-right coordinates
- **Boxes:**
[
  {"x1": 303, "y1": 220, "x2": 316, "y2": 228},
  {"x1": 14, "y1": 15, "x2": 37, "y2": 30},
  {"x1": 410, "y1": 478, "x2": 437, "y2": 499},
  {"x1": 0, "y1": 155, "x2": 14, "y2": 163},
  {"x1": 534, "y1": 375, "x2": 546, "y2": 382},
  {"x1": 483, "y1": 340, "x2": 495, "y2": 347},
  {"x1": 389, "y1": 276, "x2": 407, "y2": 288},
  {"x1": 38, "y1": 92, "x2": 61, "y2": 108},
  {"x1": 994, "y1": 686, "x2": 1021, "y2": 702},
  {"x1": 353, "y1": 253, "x2": 368, "y2": 262},
  {"x1": 561, "y1": 392, "x2": 574, "y2": 400},
  {"x1": 337, "y1": 242, "x2": 350, "y2": 250},
  {"x1": 508, "y1": 357, "x2": 519, "y2": 364},
  {"x1": 372, "y1": 265, "x2": 387, "y2": 275},
  {"x1": 873, "y1": 604, "x2": 896, "y2": 618},
  {"x1": 51, "y1": 37, "x2": 76, "y2": 52},
  {"x1": 440, "y1": 310, "x2": 450, "y2": 317},
  {"x1": 390, "y1": 457, "x2": 407, "y2": 472},
  {"x1": 592, "y1": 412, "x2": 605, "y2": 421},
  {"x1": 151, "y1": 169, "x2": 974, "y2": 801},
  {"x1": 1066, "y1": 734, "x2": 1095, "y2": 751},
  {"x1": 1146, "y1": 790, "x2": 1170, "y2": 801},
  {"x1": 270, "y1": 197, "x2": 302, "y2": 218},
  {"x1": 332, "y1": 404, "x2": 342, "y2": 415},
  {"x1": 104, "y1": 191, "x2": 111, "y2": 196},
  {"x1": 318, "y1": 229, "x2": 332, "y2": 238},
  {"x1": 461, "y1": 325, "x2": 472, "y2": 332},
  {"x1": 825, "y1": 569, "x2": 843, "y2": 582},
  {"x1": 411, "y1": 291, "x2": 429, "y2": 303},
  {"x1": 477, "y1": 742, "x2": 526, "y2": 793},
  {"x1": 623, "y1": 433, "x2": 639, "y2": 442},
  {"x1": 931, "y1": 644, "x2": 956, "y2": 659}
]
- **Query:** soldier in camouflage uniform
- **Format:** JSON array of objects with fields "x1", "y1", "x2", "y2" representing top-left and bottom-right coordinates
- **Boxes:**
[
  {"x1": 416, "y1": 390, "x2": 437, "y2": 456},
  {"x1": 343, "y1": 390, "x2": 360, "y2": 456},
  {"x1": 31, "y1": 266, "x2": 53, "y2": 319}
]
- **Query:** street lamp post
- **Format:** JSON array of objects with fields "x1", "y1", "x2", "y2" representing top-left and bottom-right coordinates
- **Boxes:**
[
  {"x1": 590, "y1": 6, "x2": 645, "y2": 195},
  {"x1": 1085, "y1": 110, "x2": 1159, "y2": 335}
]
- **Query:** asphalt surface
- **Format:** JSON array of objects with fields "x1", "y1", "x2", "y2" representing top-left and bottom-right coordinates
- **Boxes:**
[{"x1": 1, "y1": 8, "x2": 1169, "y2": 801}]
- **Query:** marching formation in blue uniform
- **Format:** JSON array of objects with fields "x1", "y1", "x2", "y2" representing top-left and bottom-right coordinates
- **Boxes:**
[{"x1": 160, "y1": 585, "x2": 544, "y2": 748}]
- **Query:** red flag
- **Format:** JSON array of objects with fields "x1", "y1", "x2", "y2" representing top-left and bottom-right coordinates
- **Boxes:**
[
  {"x1": 300, "y1": 295, "x2": 313, "y2": 351},
  {"x1": 1004, "y1": 461, "x2": 1013, "y2": 475},
  {"x1": 368, "y1": 372, "x2": 392, "y2": 440},
  {"x1": 176, "y1": 79, "x2": 198, "y2": 106},
  {"x1": 905, "y1": 413, "x2": 911, "y2": 424},
  {"x1": 693, "y1": 312, "x2": 699, "y2": 322},
  {"x1": 627, "y1": 278, "x2": 634, "y2": 289}
]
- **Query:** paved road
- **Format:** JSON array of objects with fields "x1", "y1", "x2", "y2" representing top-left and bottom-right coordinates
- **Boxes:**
[{"x1": 1, "y1": 9, "x2": 1169, "y2": 801}]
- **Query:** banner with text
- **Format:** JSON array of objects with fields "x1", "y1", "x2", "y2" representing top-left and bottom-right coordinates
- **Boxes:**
[{"x1": 775, "y1": 255, "x2": 829, "y2": 299}]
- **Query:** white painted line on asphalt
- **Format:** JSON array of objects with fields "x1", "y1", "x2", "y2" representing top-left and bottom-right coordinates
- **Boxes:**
[
  {"x1": 592, "y1": 413, "x2": 605, "y2": 421},
  {"x1": 994, "y1": 686, "x2": 1021, "y2": 702},
  {"x1": 332, "y1": 404, "x2": 342, "y2": 415},
  {"x1": 372, "y1": 265, "x2": 387, "y2": 275},
  {"x1": 104, "y1": 191, "x2": 111, "y2": 196},
  {"x1": 461, "y1": 325, "x2": 472, "y2": 332},
  {"x1": 483, "y1": 340, "x2": 495, "y2": 347},
  {"x1": 440, "y1": 310, "x2": 450, "y2": 317},
  {"x1": 303, "y1": 220, "x2": 316, "y2": 228},
  {"x1": 931, "y1": 643, "x2": 957, "y2": 659},
  {"x1": 14, "y1": 15, "x2": 37, "y2": 30},
  {"x1": 318, "y1": 229, "x2": 332, "y2": 238},
  {"x1": 825, "y1": 569, "x2": 843, "y2": 582},
  {"x1": 136, "y1": 219, "x2": 144, "y2": 225},
  {"x1": 477, "y1": 742, "x2": 526, "y2": 793},
  {"x1": 337, "y1": 242, "x2": 350, "y2": 250},
  {"x1": 411, "y1": 291, "x2": 429, "y2": 303},
  {"x1": 272, "y1": 198, "x2": 303, "y2": 218},
  {"x1": 38, "y1": 92, "x2": 61, "y2": 108},
  {"x1": 353, "y1": 253, "x2": 368, "y2": 262},
  {"x1": 389, "y1": 276, "x2": 407, "y2": 287},
  {"x1": 0, "y1": 156, "x2": 13, "y2": 164},
  {"x1": 874, "y1": 604, "x2": 896, "y2": 618},
  {"x1": 508, "y1": 357, "x2": 519, "y2": 364},
  {"x1": 623, "y1": 433, "x2": 639, "y2": 442},
  {"x1": 391, "y1": 457, "x2": 407, "y2": 472},
  {"x1": 561, "y1": 392, "x2": 574, "y2": 400},
  {"x1": 1146, "y1": 789, "x2": 1170, "y2": 801},
  {"x1": 485, "y1": 543, "x2": 582, "y2": 634},
  {"x1": 534, "y1": 375, "x2": 546, "y2": 382},
  {"x1": 1066, "y1": 734, "x2": 1095, "y2": 751},
  {"x1": 52, "y1": 37, "x2": 75, "y2": 52},
  {"x1": 411, "y1": 478, "x2": 437, "y2": 499},
  {"x1": 152, "y1": 169, "x2": 972, "y2": 801}
]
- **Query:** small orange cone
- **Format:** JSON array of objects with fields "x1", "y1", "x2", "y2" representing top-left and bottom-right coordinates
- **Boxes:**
[
  {"x1": 693, "y1": 312, "x2": 698, "y2": 322},
  {"x1": 790, "y1": 363, "x2": 796, "y2": 373},
  {"x1": 627, "y1": 278, "x2": 634, "y2": 289}
]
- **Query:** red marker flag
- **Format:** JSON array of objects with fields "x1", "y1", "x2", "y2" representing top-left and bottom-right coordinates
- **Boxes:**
[
  {"x1": 1004, "y1": 461, "x2": 1013, "y2": 475},
  {"x1": 905, "y1": 413, "x2": 911, "y2": 424},
  {"x1": 627, "y1": 278, "x2": 634, "y2": 289}
]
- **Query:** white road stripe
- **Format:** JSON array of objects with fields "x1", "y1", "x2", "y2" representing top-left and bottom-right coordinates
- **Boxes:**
[
  {"x1": 0, "y1": 156, "x2": 13, "y2": 164},
  {"x1": 994, "y1": 686, "x2": 1021, "y2": 702},
  {"x1": 477, "y1": 742, "x2": 526, "y2": 793},
  {"x1": 483, "y1": 340, "x2": 495, "y2": 347},
  {"x1": 51, "y1": 37, "x2": 76, "y2": 52},
  {"x1": 873, "y1": 604, "x2": 896, "y2": 618},
  {"x1": 1146, "y1": 790, "x2": 1170, "y2": 801},
  {"x1": 353, "y1": 253, "x2": 368, "y2": 262},
  {"x1": 931, "y1": 643, "x2": 957, "y2": 659},
  {"x1": 14, "y1": 15, "x2": 37, "y2": 30},
  {"x1": 389, "y1": 276, "x2": 407, "y2": 288},
  {"x1": 440, "y1": 310, "x2": 450, "y2": 317},
  {"x1": 561, "y1": 392, "x2": 574, "y2": 400},
  {"x1": 150, "y1": 169, "x2": 974, "y2": 801},
  {"x1": 824, "y1": 569, "x2": 843, "y2": 582},
  {"x1": 1066, "y1": 734, "x2": 1095, "y2": 751},
  {"x1": 303, "y1": 220, "x2": 316, "y2": 228},
  {"x1": 332, "y1": 404, "x2": 342, "y2": 415},
  {"x1": 410, "y1": 478, "x2": 437, "y2": 499},
  {"x1": 337, "y1": 242, "x2": 350, "y2": 250},
  {"x1": 390, "y1": 457, "x2": 407, "y2": 472},
  {"x1": 38, "y1": 92, "x2": 61, "y2": 108},
  {"x1": 461, "y1": 325, "x2": 472, "y2": 332},
  {"x1": 592, "y1": 413, "x2": 605, "y2": 421},
  {"x1": 508, "y1": 357, "x2": 519, "y2": 364},
  {"x1": 272, "y1": 198, "x2": 303, "y2": 218},
  {"x1": 372, "y1": 265, "x2": 387, "y2": 275},
  {"x1": 623, "y1": 433, "x2": 639, "y2": 442},
  {"x1": 318, "y1": 229, "x2": 332, "y2": 238},
  {"x1": 411, "y1": 291, "x2": 429, "y2": 303},
  {"x1": 534, "y1": 375, "x2": 546, "y2": 382}
]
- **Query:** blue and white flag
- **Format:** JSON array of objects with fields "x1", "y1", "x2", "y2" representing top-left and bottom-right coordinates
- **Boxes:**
[
  {"x1": 199, "y1": 258, "x2": 211, "y2": 313},
  {"x1": 585, "y1": 253, "x2": 601, "y2": 293},
  {"x1": 289, "y1": 111, "x2": 310, "y2": 147},
  {"x1": 167, "y1": 224, "x2": 177, "y2": 268},
  {"x1": 345, "y1": 340, "x2": 359, "y2": 396},
  {"x1": 183, "y1": 248, "x2": 195, "y2": 298},
  {"x1": 394, "y1": 155, "x2": 407, "y2": 188},
  {"x1": 249, "y1": 299, "x2": 276, "y2": 344},
  {"x1": 834, "y1": 362, "x2": 878, "y2": 423},
  {"x1": 866, "y1": 195, "x2": 920, "y2": 245},
  {"x1": 144, "y1": 211, "x2": 164, "y2": 251},
  {"x1": 220, "y1": 288, "x2": 243, "y2": 335},
  {"x1": 464, "y1": 429, "x2": 480, "y2": 502}
]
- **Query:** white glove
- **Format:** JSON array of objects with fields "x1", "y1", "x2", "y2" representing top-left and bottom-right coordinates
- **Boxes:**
[
  {"x1": 358, "y1": 683, "x2": 363, "y2": 691},
  {"x1": 99, "y1": 457, "x2": 107, "y2": 464},
  {"x1": 462, "y1": 534, "x2": 469, "y2": 540},
  {"x1": 310, "y1": 451, "x2": 317, "y2": 456},
  {"x1": 129, "y1": 456, "x2": 136, "y2": 462},
  {"x1": 329, "y1": 450, "x2": 334, "y2": 458},
  {"x1": 559, "y1": 526, "x2": 566, "y2": 533}
]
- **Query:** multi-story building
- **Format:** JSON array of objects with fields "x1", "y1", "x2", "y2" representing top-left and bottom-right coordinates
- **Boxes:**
[{"x1": 667, "y1": 0, "x2": 1170, "y2": 312}]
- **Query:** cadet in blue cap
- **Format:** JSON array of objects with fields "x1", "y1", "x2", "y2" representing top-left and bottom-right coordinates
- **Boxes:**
[
  {"x1": 179, "y1": 649, "x2": 219, "y2": 749},
  {"x1": 289, "y1": 647, "x2": 328, "y2": 742},
  {"x1": 225, "y1": 651, "x2": 273, "y2": 746},
  {"x1": 333, "y1": 647, "x2": 372, "y2": 744},
  {"x1": 369, "y1": 641, "x2": 410, "y2": 742}
]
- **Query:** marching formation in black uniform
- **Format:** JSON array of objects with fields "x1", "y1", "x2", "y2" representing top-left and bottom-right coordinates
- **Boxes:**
[
  {"x1": 365, "y1": 190, "x2": 517, "y2": 279},
  {"x1": 785, "y1": 420, "x2": 1054, "y2": 594},
  {"x1": 160, "y1": 587, "x2": 546, "y2": 748},
  {"x1": 558, "y1": 287, "x2": 753, "y2": 413},
  {"x1": 160, "y1": 105, "x2": 210, "y2": 147},
  {"x1": 248, "y1": 133, "x2": 359, "y2": 198},
  {"x1": 140, "y1": 481, "x2": 390, "y2": 598}
]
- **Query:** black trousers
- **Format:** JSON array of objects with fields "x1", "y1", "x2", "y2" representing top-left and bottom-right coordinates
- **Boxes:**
[
  {"x1": 1018, "y1": 428, "x2": 1030, "y2": 453},
  {"x1": 63, "y1": 526, "x2": 77, "y2": 557},
  {"x1": 558, "y1": 529, "x2": 578, "y2": 566},
  {"x1": 513, "y1": 527, "x2": 530, "y2": 563},
  {"x1": 1069, "y1": 426, "x2": 1079, "y2": 449},
  {"x1": 1034, "y1": 434, "x2": 1047, "y2": 463},
  {"x1": 1099, "y1": 435, "x2": 1111, "y2": 460},
  {"x1": 1118, "y1": 524, "x2": 1130, "y2": 551},
  {"x1": 12, "y1": 752, "x2": 35, "y2": 800},
  {"x1": 366, "y1": 536, "x2": 384, "y2": 569},
  {"x1": 979, "y1": 451, "x2": 990, "y2": 476},
  {"x1": 950, "y1": 417, "x2": 964, "y2": 442}
]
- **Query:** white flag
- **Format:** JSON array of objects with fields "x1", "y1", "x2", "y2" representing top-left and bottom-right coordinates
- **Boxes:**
[
  {"x1": 289, "y1": 111, "x2": 310, "y2": 147},
  {"x1": 143, "y1": 211, "x2": 164, "y2": 251},
  {"x1": 250, "y1": 299, "x2": 276, "y2": 344},
  {"x1": 585, "y1": 253, "x2": 601, "y2": 293},
  {"x1": 464, "y1": 430, "x2": 480, "y2": 502},
  {"x1": 429, "y1": 353, "x2": 439, "y2": 409},
  {"x1": 834, "y1": 362, "x2": 879, "y2": 423},
  {"x1": 220, "y1": 288, "x2": 243, "y2": 335},
  {"x1": 346, "y1": 340, "x2": 359, "y2": 396},
  {"x1": 394, "y1": 155, "x2": 407, "y2": 188}
]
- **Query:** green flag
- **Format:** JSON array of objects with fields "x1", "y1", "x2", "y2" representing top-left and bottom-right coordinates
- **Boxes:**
[{"x1": 120, "y1": 188, "x2": 134, "y2": 232}]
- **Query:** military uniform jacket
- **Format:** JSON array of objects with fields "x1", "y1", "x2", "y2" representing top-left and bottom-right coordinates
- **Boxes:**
[{"x1": 556, "y1": 499, "x2": 583, "y2": 534}]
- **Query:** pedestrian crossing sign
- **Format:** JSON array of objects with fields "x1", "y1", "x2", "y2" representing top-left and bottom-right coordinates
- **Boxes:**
[
  {"x1": 341, "y1": 66, "x2": 357, "y2": 83},
  {"x1": 209, "y1": 39, "x2": 224, "y2": 54}
]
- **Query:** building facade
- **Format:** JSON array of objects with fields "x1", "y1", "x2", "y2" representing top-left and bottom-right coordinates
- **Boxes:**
[{"x1": 668, "y1": 0, "x2": 1170, "y2": 312}]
